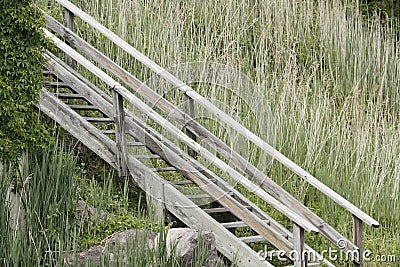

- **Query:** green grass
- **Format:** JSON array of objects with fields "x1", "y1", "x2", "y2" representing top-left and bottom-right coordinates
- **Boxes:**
[
  {"x1": 39, "y1": 0, "x2": 400, "y2": 265},
  {"x1": 0, "y1": 144, "x2": 231, "y2": 266}
]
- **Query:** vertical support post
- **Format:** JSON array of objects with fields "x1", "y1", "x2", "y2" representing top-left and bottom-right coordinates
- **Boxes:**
[
  {"x1": 113, "y1": 88, "x2": 128, "y2": 177},
  {"x1": 293, "y1": 223, "x2": 306, "y2": 267},
  {"x1": 145, "y1": 174, "x2": 165, "y2": 223},
  {"x1": 185, "y1": 94, "x2": 197, "y2": 158},
  {"x1": 353, "y1": 215, "x2": 363, "y2": 267},
  {"x1": 64, "y1": 8, "x2": 76, "y2": 69}
]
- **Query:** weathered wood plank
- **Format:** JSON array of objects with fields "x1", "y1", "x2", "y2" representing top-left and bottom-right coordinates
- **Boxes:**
[
  {"x1": 240, "y1": 235, "x2": 265, "y2": 243},
  {"x1": 54, "y1": 93, "x2": 83, "y2": 99},
  {"x1": 150, "y1": 167, "x2": 176, "y2": 172},
  {"x1": 68, "y1": 104, "x2": 98, "y2": 110},
  {"x1": 64, "y1": 8, "x2": 76, "y2": 69},
  {"x1": 42, "y1": 81, "x2": 70, "y2": 88},
  {"x1": 353, "y1": 215, "x2": 363, "y2": 266},
  {"x1": 83, "y1": 117, "x2": 113, "y2": 122},
  {"x1": 293, "y1": 223, "x2": 305, "y2": 267},
  {"x1": 222, "y1": 220, "x2": 270, "y2": 229},
  {"x1": 184, "y1": 95, "x2": 197, "y2": 158},
  {"x1": 113, "y1": 89, "x2": 128, "y2": 177}
]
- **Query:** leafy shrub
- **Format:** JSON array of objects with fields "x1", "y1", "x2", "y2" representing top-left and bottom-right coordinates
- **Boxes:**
[{"x1": 0, "y1": 0, "x2": 50, "y2": 163}]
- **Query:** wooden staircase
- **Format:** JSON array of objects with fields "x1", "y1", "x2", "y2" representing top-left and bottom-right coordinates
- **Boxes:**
[{"x1": 37, "y1": 1, "x2": 379, "y2": 266}]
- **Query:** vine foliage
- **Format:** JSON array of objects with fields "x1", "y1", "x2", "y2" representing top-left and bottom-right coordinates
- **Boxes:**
[{"x1": 0, "y1": 0, "x2": 50, "y2": 162}]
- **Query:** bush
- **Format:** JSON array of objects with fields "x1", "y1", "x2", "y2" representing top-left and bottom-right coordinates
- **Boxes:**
[{"x1": 0, "y1": 0, "x2": 50, "y2": 163}]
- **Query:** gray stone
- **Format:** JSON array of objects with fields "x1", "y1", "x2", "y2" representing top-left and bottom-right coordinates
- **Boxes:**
[
  {"x1": 66, "y1": 228, "x2": 219, "y2": 267},
  {"x1": 65, "y1": 229, "x2": 157, "y2": 266},
  {"x1": 163, "y1": 228, "x2": 219, "y2": 267}
]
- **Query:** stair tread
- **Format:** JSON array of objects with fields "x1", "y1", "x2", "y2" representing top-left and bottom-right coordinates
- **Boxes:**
[
  {"x1": 54, "y1": 93, "x2": 84, "y2": 99},
  {"x1": 101, "y1": 130, "x2": 116, "y2": 134},
  {"x1": 84, "y1": 117, "x2": 114, "y2": 122},
  {"x1": 150, "y1": 167, "x2": 176, "y2": 172},
  {"x1": 133, "y1": 154, "x2": 160, "y2": 159},
  {"x1": 69, "y1": 105, "x2": 99, "y2": 110},
  {"x1": 186, "y1": 191, "x2": 234, "y2": 200},
  {"x1": 203, "y1": 205, "x2": 251, "y2": 214},
  {"x1": 42, "y1": 81, "x2": 70, "y2": 87},
  {"x1": 127, "y1": 142, "x2": 144, "y2": 147},
  {"x1": 239, "y1": 235, "x2": 265, "y2": 243},
  {"x1": 221, "y1": 220, "x2": 270, "y2": 228}
]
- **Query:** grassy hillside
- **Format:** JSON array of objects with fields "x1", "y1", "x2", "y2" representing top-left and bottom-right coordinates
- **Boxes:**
[{"x1": 41, "y1": 0, "x2": 399, "y2": 265}]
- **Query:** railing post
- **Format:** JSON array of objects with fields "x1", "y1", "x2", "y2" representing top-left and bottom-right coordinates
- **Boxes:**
[
  {"x1": 353, "y1": 215, "x2": 363, "y2": 266},
  {"x1": 112, "y1": 88, "x2": 128, "y2": 178},
  {"x1": 293, "y1": 223, "x2": 306, "y2": 267},
  {"x1": 185, "y1": 94, "x2": 197, "y2": 158},
  {"x1": 64, "y1": 8, "x2": 76, "y2": 69}
]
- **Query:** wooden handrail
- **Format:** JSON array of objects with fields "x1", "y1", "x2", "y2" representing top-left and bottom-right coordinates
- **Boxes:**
[{"x1": 53, "y1": 0, "x2": 378, "y2": 228}]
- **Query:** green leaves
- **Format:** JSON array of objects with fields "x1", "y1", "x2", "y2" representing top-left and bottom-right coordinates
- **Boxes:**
[{"x1": 0, "y1": 1, "x2": 50, "y2": 162}]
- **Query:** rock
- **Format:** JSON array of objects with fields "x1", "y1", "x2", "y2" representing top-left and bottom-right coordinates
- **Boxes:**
[
  {"x1": 163, "y1": 228, "x2": 219, "y2": 267},
  {"x1": 66, "y1": 228, "x2": 219, "y2": 267},
  {"x1": 65, "y1": 229, "x2": 157, "y2": 266}
]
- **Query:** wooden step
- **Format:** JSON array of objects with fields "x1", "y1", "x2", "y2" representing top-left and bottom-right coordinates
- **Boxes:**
[
  {"x1": 221, "y1": 220, "x2": 270, "y2": 229},
  {"x1": 239, "y1": 235, "x2": 265, "y2": 243},
  {"x1": 170, "y1": 178, "x2": 217, "y2": 186},
  {"x1": 43, "y1": 71, "x2": 56, "y2": 76},
  {"x1": 42, "y1": 81, "x2": 70, "y2": 88},
  {"x1": 54, "y1": 93, "x2": 84, "y2": 99},
  {"x1": 151, "y1": 167, "x2": 176, "y2": 172},
  {"x1": 186, "y1": 193, "x2": 214, "y2": 200},
  {"x1": 133, "y1": 154, "x2": 161, "y2": 159},
  {"x1": 203, "y1": 205, "x2": 251, "y2": 214},
  {"x1": 170, "y1": 180, "x2": 194, "y2": 185},
  {"x1": 69, "y1": 105, "x2": 99, "y2": 110},
  {"x1": 186, "y1": 191, "x2": 234, "y2": 201},
  {"x1": 84, "y1": 117, "x2": 114, "y2": 122},
  {"x1": 101, "y1": 130, "x2": 115, "y2": 134},
  {"x1": 127, "y1": 142, "x2": 144, "y2": 147}
]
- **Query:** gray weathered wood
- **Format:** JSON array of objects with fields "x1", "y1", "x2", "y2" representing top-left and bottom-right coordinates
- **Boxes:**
[
  {"x1": 353, "y1": 215, "x2": 363, "y2": 266},
  {"x1": 83, "y1": 117, "x2": 114, "y2": 122},
  {"x1": 113, "y1": 89, "x2": 128, "y2": 177},
  {"x1": 64, "y1": 8, "x2": 76, "y2": 69},
  {"x1": 54, "y1": 93, "x2": 83, "y2": 99},
  {"x1": 50, "y1": 1, "x2": 378, "y2": 228},
  {"x1": 185, "y1": 95, "x2": 197, "y2": 158},
  {"x1": 293, "y1": 223, "x2": 305, "y2": 267},
  {"x1": 240, "y1": 235, "x2": 265, "y2": 243}
]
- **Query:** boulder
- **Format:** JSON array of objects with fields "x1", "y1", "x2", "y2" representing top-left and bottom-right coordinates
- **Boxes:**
[
  {"x1": 66, "y1": 228, "x2": 219, "y2": 266},
  {"x1": 65, "y1": 229, "x2": 156, "y2": 266},
  {"x1": 164, "y1": 228, "x2": 219, "y2": 267}
]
